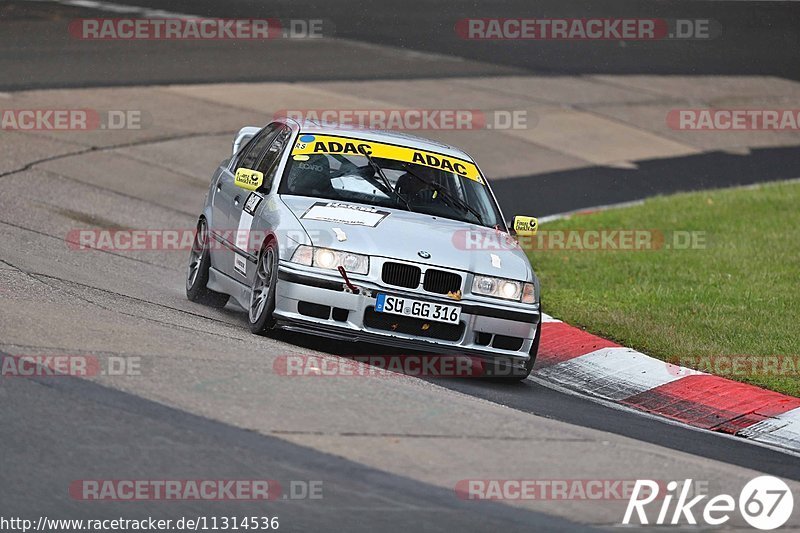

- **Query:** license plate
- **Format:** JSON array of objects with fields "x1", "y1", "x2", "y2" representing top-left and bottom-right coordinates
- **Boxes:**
[{"x1": 375, "y1": 294, "x2": 461, "y2": 324}]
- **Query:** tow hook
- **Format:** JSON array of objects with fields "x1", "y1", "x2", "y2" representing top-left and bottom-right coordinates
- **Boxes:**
[{"x1": 337, "y1": 266, "x2": 359, "y2": 294}]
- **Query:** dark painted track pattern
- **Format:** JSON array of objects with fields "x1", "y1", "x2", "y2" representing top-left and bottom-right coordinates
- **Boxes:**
[{"x1": 492, "y1": 146, "x2": 800, "y2": 217}]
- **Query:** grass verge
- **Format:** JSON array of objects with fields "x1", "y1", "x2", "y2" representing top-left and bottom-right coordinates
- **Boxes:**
[{"x1": 529, "y1": 180, "x2": 800, "y2": 396}]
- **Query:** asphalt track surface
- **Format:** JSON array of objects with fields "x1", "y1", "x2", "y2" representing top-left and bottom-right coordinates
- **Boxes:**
[
  {"x1": 4, "y1": 0, "x2": 800, "y2": 215},
  {"x1": 2, "y1": 366, "x2": 587, "y2": 532},
  {"x1": 2, "y1": 1, "x2": 800, "y2": 531},
  {"x1": 4, "y1": 0, "x2": 800, "y2": 90}
]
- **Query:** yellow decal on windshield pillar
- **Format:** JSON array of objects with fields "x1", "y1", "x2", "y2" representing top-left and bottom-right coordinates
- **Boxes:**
[{"x1": 292, "y1": 134, "x2": 484, "y2": 184}]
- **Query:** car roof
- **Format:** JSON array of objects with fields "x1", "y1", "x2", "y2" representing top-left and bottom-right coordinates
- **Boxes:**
[{"x1": 276, "y1": 117, "x2": 475, "y2": 162}]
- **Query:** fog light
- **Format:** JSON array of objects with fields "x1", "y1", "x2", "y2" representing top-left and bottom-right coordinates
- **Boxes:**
[
  {"x1": 477, "y1": 277, "x2": 497, "y2": 293},
  {"x1": 342, "y1": 254, "x2": 360, "y2": 270}
]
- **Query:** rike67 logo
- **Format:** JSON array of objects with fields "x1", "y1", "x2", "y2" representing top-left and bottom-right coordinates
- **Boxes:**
[{"x1": 623, "y1": 476, "x2": 794, "y2": 529}]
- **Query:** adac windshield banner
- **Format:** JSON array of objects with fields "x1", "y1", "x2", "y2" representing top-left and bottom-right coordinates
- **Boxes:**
[{"x1": 291, "y1": 133, "x2": 484, "y2": 184}]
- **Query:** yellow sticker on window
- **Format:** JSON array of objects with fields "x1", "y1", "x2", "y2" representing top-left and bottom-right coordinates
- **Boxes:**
[
  {"x1": 291, "y1": 134, "x2": 483, "y2": 184},
  {"x1": 234, "y1": 168, "x2": 264, "y2": 191}
]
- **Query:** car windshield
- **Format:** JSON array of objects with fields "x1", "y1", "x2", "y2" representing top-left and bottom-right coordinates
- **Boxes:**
[{"x1": 278, "y1": 136, "x2": 503, "y2": 228}]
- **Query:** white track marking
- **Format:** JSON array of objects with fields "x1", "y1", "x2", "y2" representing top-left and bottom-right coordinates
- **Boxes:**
[
  {"x1": 536, "y1": 346, "x2": 688, "y2": 401},
  {"x1": 537, "y1": 200, "x2": 646, "y2": 223},
  {"x1": 739, "y1": 407, "x2": 800, "y2": 450}
]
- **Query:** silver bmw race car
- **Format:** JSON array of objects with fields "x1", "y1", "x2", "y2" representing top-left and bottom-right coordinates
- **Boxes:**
[{"x1": 187, "y1": 118, "x2": 542, "y2": 379}]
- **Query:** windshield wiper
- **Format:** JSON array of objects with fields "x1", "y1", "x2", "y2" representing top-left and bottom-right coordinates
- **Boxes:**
[
  {"x1": 401, "y1": 163, "x2": 484, "y2": 226},
  {"x1": 363, "y1": 153, "x2": 414, "y2": 212}
]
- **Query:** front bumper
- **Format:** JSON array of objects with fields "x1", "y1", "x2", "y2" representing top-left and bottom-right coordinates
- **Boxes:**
[{"x1": 273, "y1": 262, "x2": 540, "y2": 362}]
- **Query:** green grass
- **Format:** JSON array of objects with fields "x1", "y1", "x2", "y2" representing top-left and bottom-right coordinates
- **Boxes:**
[{"x1": 529, "y1": 180, "x2": 800, "y2": 396}]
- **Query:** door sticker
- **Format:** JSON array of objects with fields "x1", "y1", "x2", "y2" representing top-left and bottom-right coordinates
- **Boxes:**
[
  {"x1": 243, "y1": 192, "x2": 262, "y2": 215},
  {"x1": 234, "y1": 254, "x2": 247, "y2": 276}
]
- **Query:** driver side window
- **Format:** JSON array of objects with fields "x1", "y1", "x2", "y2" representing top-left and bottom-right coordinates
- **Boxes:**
[
  {"x1": 256, "y1": 126, "x2": 291, "y2": 174},
  {"x1": 253, "y1": 126, "x2": 292, "y2": 193},
  {"x1": 232, "y1": 123, "x2": 278, "y2": 170}
]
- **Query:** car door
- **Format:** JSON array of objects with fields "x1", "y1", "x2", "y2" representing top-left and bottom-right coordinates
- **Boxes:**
[
  {"x1": 228, "y1": 125, "x2": 293, "y2": 282},
  {"x1": 210, "y1": 123, "x2": 279, "y2": 275}
]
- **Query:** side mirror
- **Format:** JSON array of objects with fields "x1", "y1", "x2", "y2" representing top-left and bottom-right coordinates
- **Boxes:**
[
  {"x1": 512, "y1": 215, "x2": 538, "y2": 236},
  {"x1": 232, "y1": 126, "x2": 261, "y2": 156},
  {"x1": 234, "y1": 168, "x2": 264, "y2": 191}
]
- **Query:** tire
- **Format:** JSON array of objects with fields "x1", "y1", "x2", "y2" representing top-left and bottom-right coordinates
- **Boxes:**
[
  {"x1": 520, "y1": 319, "x2": 542, "y2": 380},
  {"x1": 486, "y1": 319, "x2": 542, "y2": 382},
  {"x1": 249, "y1": 239, "x2": 278, "y2": 335},
  {"x1": 186, "y1": 218, "x2": 230, "y2": 308}
]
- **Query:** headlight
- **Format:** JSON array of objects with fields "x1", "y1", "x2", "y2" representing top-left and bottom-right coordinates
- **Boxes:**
[
  {"x1": 290, "y1": 245, "x2": 369, "y2": 275},
  {"x1": 316, "y1": 248, "x2": 337, "y2": 269},
  {"x1": 472, "y1": 275, "x2": 536, "y2": 303}
]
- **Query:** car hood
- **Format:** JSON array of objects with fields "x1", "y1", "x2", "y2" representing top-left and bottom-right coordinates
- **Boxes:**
[{"x1": 280, "y1": 195, "x2": 534, "y2": 281}]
